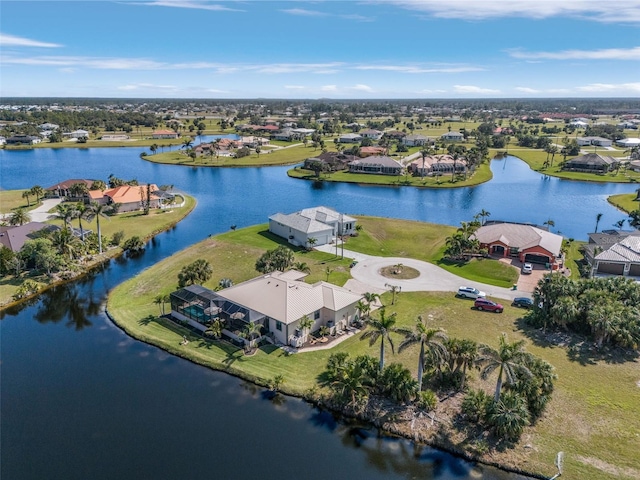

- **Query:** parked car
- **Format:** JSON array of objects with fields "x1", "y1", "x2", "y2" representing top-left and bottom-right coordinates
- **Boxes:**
[
  {"x1": 474, "y1": 298, "x2": 504, "y2": 313},
  {"x1": 521, "y1": 263, "x2": 533, "y2": 274},
  {"x1": 457, "y1": 286, "x2": 486, "y2": 299},
  {"x1": 512, "y1": 297, "x2": 534, "y2": 309}
]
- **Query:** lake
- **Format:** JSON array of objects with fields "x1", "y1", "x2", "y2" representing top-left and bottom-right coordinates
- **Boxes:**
[{"x1": 1, "y1": 146, "x2": 635, "y2": 479}]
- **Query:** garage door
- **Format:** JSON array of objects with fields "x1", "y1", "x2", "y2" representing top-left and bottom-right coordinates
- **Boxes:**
[
  {"x1": 524, "y1": 253, "x2": 550, "y2": 265},
  {"x1": 597, "y1": 262, "x2": 624, "y2": 275},
  {"x1": 628, "y1": 264, "x2": 640, "y2": 276}
]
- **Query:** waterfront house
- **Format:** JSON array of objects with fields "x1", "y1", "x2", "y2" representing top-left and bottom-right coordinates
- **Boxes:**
[
  {"x1": 583, "y1": 231, "x2": 640, "y2": 276},
  {"x1": 101, "y1": 134, "x2": 131, "y2": 141},
  {"x1": 45, "y1": 179, "x2": 97, "y2": 199},
  {"x1": 91, "y1": 184, "x2": 164, "y2": 213},
  {"x1": 0, "y1": 223, "x2": 59, "y2": 252},
  {"x1": 302, "y1": 152, "x2": 359, "y2": 172},
  {"x1": 562, "y1": 153, "x2": 618, "y2": 173},
  {"x1": 6, "y1": 134, "x2": 41, "y2": 145},
  {"x1": 152, "y1": 129, "x2": 179, "y2": 139},
  {"x1": 269, "y1": 206, "x2": 357, "y2": 248},
  {"x1": 170, "y1": 271, "x2": 363, "y2": 347},
  {"x1": 348, "y1": 156, "x2": 403, "y2": 175},
  {"x1": 409, "y1": 154, "x2": 467, "y2": 176},
  {"x1": 472, "y1": 222, "x2": 563, "y2": 268}
]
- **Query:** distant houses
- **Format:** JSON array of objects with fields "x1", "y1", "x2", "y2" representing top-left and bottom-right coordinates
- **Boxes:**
[
  {"x1": 562, "y1": 153, "x2": 618, "y2": 173},
  {"x1": 152, "y1": 129, "x2": 179, "y2": 139}
]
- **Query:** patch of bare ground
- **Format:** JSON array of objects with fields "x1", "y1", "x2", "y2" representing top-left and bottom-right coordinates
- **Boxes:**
[{"x1": 576, "y1": 455, "x2": 640, "y2": 479}]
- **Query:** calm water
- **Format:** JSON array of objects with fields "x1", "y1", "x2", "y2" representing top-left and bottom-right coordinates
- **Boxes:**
[{"x1": 1, "y1": 147, "x2": 636, "y2": 480}]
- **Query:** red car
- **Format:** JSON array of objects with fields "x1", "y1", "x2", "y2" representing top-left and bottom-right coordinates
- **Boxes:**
[{"x1": 474, "y1": 298, "x2": 504, "y2": 313}]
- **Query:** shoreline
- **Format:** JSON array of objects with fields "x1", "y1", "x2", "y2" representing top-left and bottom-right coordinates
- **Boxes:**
[
  {"x1": 103, "y1": 306, "x2": 544, "y2": 480},
  {"x1": 0, "y1": 195, "x2": 196, "y2": 311}
]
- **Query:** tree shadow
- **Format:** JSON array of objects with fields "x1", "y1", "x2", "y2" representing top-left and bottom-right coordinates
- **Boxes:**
[
  {"x1": 138, "y1": 315, "x2": 156, "y2": 326},
  {"x1": 514, "y1": 317, "x2": 638, "y2": 365}
]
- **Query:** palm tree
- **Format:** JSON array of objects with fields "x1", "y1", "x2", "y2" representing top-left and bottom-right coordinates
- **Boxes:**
[
  {"x1": 594, "y1": 213, "x2": 603, "y2": 233},
  {"x1": 85, "y1": 202, "x2": 111, "y2": 254},
  {"x1": 55, "y1": 203, "x2": 77, "y2": 231},
  {"x1": 74, "y1": 202, "x2": 89, "y2": 242},
  {"x1": 478, "y1": 209, "x2": 491, "y2": 226},
  {"x1": 293, "y1": 262, "x2": 311, "y2": 274},
  {"x1": 306, "y1": 237, "x2": 318, "y2": 250},
  {"x1": 478, "y1": 334, "x2": 532, "y2": 402},
  {"x1": 9, "y1": 207, "x2": 31, "y2": 226},
  {"x1": 331, "y1": 361, "x2": 369, "y2": 408},
  {"x1": 614, "y1": 219, "x2": 626, "y2": 231},
  {"x1": 361, "y1": 308, "x2": 399, "y2": 370},
  {"x1": 418, "y1": 148, "x2": 430, "y2": 178},
  {"x1": 397, "y1": 315, "x2": 449, "y2": 392},
  {"x1": 298, "y1": 314, "x2": 314, "y2": 342},
  {"x1": 385, "y1": 283, "x2": 401, "y2": 305},
  {"x1": 154, "y1": 294, "x2": 166, "y2": 315},
  {"x1": 241, "y1": 321, "x2": 263, "y2": 350},
  {"x1": 355, "y1": 300, "x2": 371, "y2": 320},
  {"x1": 204, "y1": 318, "x2": 224, "y2": 338},
  {"x1": 21, "y1": 190, "x2": 31, "y2": 207},
  {"x1": 324, "y1": 266, "x2": 333, "y2": 282},
  {"x1": 30, "y1": 185, "x2": 44, "y2": 203},
  {"x1": 543, "y1": 219, "x2": 555, "y2": 231},
  {"x1": 181, "y1": 137, "x2": 193, "y2": 151},
  {"x1": 363, "y1": 292, "x2": 379, "y2": 307},
  {"x1": 51, "y1": 227, "x2": 79, "y2": 260}
]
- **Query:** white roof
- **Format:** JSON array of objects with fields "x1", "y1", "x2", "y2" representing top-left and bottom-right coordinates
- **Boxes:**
[
  {"x1": 473, "y1": 223, "x2": 563, "y2": 256},
  {"x1": 596, "y1": 235, "x2": 640, "y2": 263},
  {"x1": 270, "y1": 206, "x2": 356, "y2": 234},
  {"x1": 219, "y1": 271, "x2": 363, "y2": 324}
]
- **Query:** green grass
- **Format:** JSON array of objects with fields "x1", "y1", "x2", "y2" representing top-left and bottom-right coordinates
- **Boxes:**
[
  {"x1": 345, "y1": 217, "x2": 519, "y2": 287},
  {"x1": 608, "y1": 193, "x2": 640, "y2": 213},
  {"x1": 511, "y1": 149, "x2": 640, "y2": 183},
  {"x1": 107, "y1": 219, "x2": 640, "y2": 480},
  {"x1": 0, "y1": 189, "x2": 42, "y2": 214},
  {"x1": 143, "y1": 144, "x2": 315, "y2": 167},
  {"x1": 288, "y1": 162, "x2": 493, "y2": 188}
]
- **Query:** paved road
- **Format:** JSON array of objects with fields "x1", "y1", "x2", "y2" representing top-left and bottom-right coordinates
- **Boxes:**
[
  {"x1": 1, "y1": 198, "x2": 63, "y2": 223},
  {"x1": 316, "y1": 244, "x2": 527, "y2": 301}
]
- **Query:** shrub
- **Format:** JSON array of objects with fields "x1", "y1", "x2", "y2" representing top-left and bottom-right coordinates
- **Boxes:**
[
  {"x1": 461, "y1": 389, "x2": 491, "y2": 423},
  {"x1": 111, "y1": 230, "x2": 125, "y2": 246},
  {"x1": 416, "y1": 390, "x2": 438, "y2": 411}
]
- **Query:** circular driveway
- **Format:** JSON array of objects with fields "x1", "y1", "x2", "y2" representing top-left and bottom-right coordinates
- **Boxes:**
[{"x1": 319, "y1": 246, "x2": 526, "y2": 301}]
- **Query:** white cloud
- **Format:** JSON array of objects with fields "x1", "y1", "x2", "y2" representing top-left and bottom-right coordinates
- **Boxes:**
[
  {"x1": 321, "y1": 85, "x2": 338, "y2": 92},
  {"x1": 117, "y1": 83, "x2": 178, "y2": 91},
  {"x1": 0, "y1": 33, "x2": 62, "y2": 48},
  {"x1": 576, "y1": 82, "x2": 640, "y2": 93},
  {"x1": 515, "y1": 87, "x2": 540, "y2": 94},
  {"x1": 280, "y1": 8, "x2": 327, "y2": 17},
  {"x1": 350, "y1": 84, "x2": 374, "y2": 92},
  {"x1": 509, "y1": 46, "x2": 640, "y2": 61},
  {"x1": 453, "y1": 85, "x2": 500, "y2": 94},
  {"x1": 354, "y1": 64, "x2": 484, "y2": 73},
  {"x1": 285, "y1": 85, "x2": 306, "y2": 90},
  {"x1": 382, "y1": 0, "x2": 640, "y2": 23},
  {"x1": 140, "y1": 1, "x2": 243, "y2": 12}
]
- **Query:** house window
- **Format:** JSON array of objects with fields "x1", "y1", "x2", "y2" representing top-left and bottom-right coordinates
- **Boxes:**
[
  {"x1": 276, "y1": 321, "x2": 282, "y2": 331},
  {"x1": 314, "y1": 310, "x2": 320, "y2": 320}
]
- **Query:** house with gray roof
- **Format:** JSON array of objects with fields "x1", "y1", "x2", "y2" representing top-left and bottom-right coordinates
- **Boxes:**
[
  {"x1": 269, "y1": 206, "x2": 357, "y2": 248},
  {"x1": 472, "y1": 222, "x2": 563, "y2": 268},
  {"x1": 338, "y1": 133, "x2": 363, "y2": 143},
  {"x1": 576, "y1": 136, "x2": 613, "y2": 147},
  {"x1": 0, "y1": 222, "x2": 59, "y2": 252},
  {"x1": 170, "y1": 271, "x2": 363, "y2": 347},
  {"x1": 348, "y1": 156, "x2": 403, "y2": 175},
  {"x1": 562, "y1": 153, "x2": 618, "y2": 173},
  {"x1": 441, "y1": 131, "x2": 464, "y2": 141},
  {"x1": 583, "y1": 231, "x2": 640, "y2": 276},
  {"x1": 402, "y1": 134, "x2": 431, "y2": 147}
]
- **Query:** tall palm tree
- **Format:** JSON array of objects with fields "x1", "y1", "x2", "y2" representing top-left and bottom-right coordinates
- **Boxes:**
[
  {"x1": 85, "y1": 202, "x2": 111, "y2": 254},
  {"x1": 30, "y1": 185, "x2": 44, "y2": 203},
  {"x1": 361, "y1": 308, "x2": 399, "y2": 370},
  {"x1": 419, "y1": 148, "x2": 430, "y2": 178},
  {"x1": 397, "y1": 315, "x2": 449, "y2": 392},
  {"x1": 594, "y1": 213, "x2": 603, "y2": 233},
  {"x1": 478, "y1": 334, "x2": 532, "y2": 402},
  {"x1": 9, "y1": 207, "x2": 31, "y2": 226},
  {"x1": 55, "y1": 203, "x2": 76, "y2": 231},
  {"x1": 75, "y1": 202, "x2": 89, "y2": 242},
  {"x1": 478, "y1": 209, "x2": 491, "y2": 226},
  {"x1": 21, "y1": 190, "x2": 31, "y2": 207}
]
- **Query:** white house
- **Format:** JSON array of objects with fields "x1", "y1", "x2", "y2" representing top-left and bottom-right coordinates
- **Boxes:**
[
  {"x1": 339, "y1": 133, "x2": 363, "y2": 143},
  {"x1": 441, "y1": 131, "x2": 464, "y2": 141},
  {"x1": 170, "y1": 272, "x2": 364, "y2": 347},
  {"x1": 616, "y1": 138, "x2": 640, "y2": 148},
  {"x1": 359, "y1": 129, "x2": 383, "y2": 140},
  {"x1": 577, "y1": 136, "x2": 613, "y2": 147},
  {"x1": 269, "y1": 206, "x2": 357, "y2": 248},
  {"x1": 402, "y1": 134, "x2": 430, "y2": 147}
]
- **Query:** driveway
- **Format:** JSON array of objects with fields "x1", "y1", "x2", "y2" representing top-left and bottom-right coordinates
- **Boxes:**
[
  {"x1": 315, "y1": 244, "x2": 526, "y2": 301},
  {"x1": 28, "y1": 198, "x2": 63, "y2": 222}
]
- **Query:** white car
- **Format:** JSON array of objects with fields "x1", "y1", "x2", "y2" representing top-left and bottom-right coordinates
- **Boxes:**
[
  {"x1": 521, "y1": 263, "x2": 533, "y2": 274},
  {"x1": 457, "y1": 286, "x2": 486, "y2": 299}
]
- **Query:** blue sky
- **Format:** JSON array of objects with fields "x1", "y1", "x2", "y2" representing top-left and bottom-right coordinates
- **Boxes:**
[{"x1": 1, "y1": 0, "x2": 639, "y2": 99}]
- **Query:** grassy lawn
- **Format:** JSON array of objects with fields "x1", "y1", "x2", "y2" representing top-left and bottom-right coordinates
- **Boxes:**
[
  {"x1": 512, "y1": 149, "x2": 640, "y2": 183},
  {"x1": 0, "y1": 189, "x2": 42, "y2": 214},
  {"x1": 608, "y1": 192, "x2": 640, "y2": 213},
  {"x1": 0, "y1": 195, "x2": 196, "y2": 308},
  {"x1": 143, "y1": 143, "x2": 315, "y2": 167},
  {"x1": 107, "y1": 219, "x2": 640, "y2": 480},
  {"x1": 345, "y1": 216, "x2": 519, "y2": 287},
  {"x1": 288, "y1": 162, "x2": 493, "y2": 188}
]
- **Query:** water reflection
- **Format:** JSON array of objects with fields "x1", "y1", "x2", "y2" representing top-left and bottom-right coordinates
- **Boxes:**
[{"x1": 34, "y1": 281, "x2": 103, "y2": 330}]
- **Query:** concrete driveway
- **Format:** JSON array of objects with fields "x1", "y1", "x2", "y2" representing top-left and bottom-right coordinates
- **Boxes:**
[
  {"x1": 315, "y1": 245, "x2": 527, "y2": 302},
  {"x1": 28, "y1": 198, "x2": 63, "y2": 222}
]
